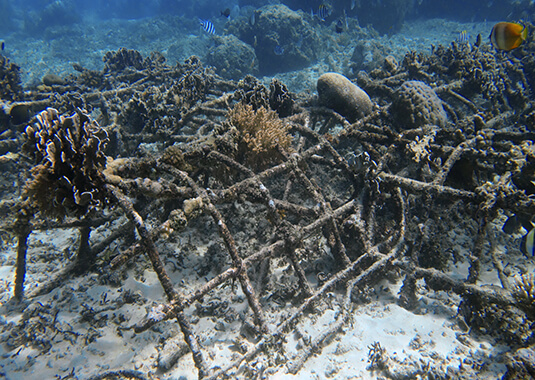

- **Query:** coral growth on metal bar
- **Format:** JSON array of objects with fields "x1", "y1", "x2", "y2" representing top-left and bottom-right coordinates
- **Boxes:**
[{"x1": 1, "y1": 40, "x2": 535, "y2": 378}]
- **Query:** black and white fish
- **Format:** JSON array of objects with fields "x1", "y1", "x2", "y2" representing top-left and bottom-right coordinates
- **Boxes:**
[
  {"x1": 200, "y1": 19, "x2": 215, "y2": 35},
  {"x1": 457, "y1": 30, "x2": 470, "y2": 44},
  {"x1": 220, "y1": 8, "x2": 231, "y2": 18},
  {"x1": 318, "y1": 4, "x2": 330, "y2": 20},
  {"x1": 311, "y1": 4, "x2": 330, "y2": 21}
]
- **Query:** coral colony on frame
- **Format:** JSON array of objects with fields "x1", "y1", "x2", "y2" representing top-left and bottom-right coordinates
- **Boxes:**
[{"x1": 0, "y1": 2, "x2": 535, "y2": 379}]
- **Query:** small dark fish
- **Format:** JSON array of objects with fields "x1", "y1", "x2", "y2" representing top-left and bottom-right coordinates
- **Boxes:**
[
  {"x1": 200, "y1": 19, "x2": 215, "y2": 35},
  {"x1": 318, "y1": 4, "x2": 330, "y2": 21},
  {"x1": 503, "y1": 214, "x2": 533, "y2": 234},
  {"x1": 335, "y1": 19, "x2": 344, "y2": 33},
  {"x1": 474, "y1": 33, "x2": 482, "y2": 47},
  {"x1": 220, "y1": 8, "x2": 231, "y2": 18},
  {"x1": 457, "y1": 30, "x2": 470, "y2": 44},
  {"x1": 503, "y1": 214, "x2": 522, "y2": 234},
  {"x1": 274, "y1": 45, "x2": 284, "y2": 55},
  {"x1": 1, "y1": 41, "x2": 4, "y2": 51}
]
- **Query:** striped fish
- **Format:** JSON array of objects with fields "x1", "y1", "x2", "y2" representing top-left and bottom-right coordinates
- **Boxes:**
[
  {"x1": 457, "y1": 30, "x2": 470, "y2": 44},
  {"x1": 318, "y1": 4, "x2": 330, "y2": 21},
  {"x1": 490, "y1": 22, "x2": 527, "y2": 51},
  {"x1": 200, "y1": 19, "x2": 215, "y2": 35}
]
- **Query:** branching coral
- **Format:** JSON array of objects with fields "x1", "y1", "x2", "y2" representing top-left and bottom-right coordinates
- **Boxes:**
[
  {"x1": 367, "y1": 341, "x2": 387, "y2": 370},
  {"x1": 22, "y1": 107, "x2": 109, "y2": 218},
  {"x1": 228, "y1": 102, "x2": 292, "y2": 168},
  {"x1": 512, "y1": 273, "x2": 535, "y2": 316}
]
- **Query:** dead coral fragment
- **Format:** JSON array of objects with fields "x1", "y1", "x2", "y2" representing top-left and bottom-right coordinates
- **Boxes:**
[
  {"x1": 0, "y1": 55, "x2": 22, "y2": 101},
  {"x1": 229, "y1": 102, "x2": 291, "y2": 156},
  {"x1": 22, "y1": 108, "x2": 109, "y2": 218}
]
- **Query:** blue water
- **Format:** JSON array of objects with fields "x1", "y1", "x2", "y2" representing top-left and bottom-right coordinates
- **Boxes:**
[
  {"x1": 0, "y1": 1, "x2": 533, "y2": 86},
  {"x1": 0, "y1": 0, "x2": 531, "y2": 29}
]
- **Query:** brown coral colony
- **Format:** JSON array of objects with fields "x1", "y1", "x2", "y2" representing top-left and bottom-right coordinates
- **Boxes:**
[{"x1": 22, "y1": 108, "x2": 108, "y2": 218}]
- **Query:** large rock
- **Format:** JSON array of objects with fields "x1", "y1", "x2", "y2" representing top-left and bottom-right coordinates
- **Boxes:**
[
  {"x1": 206, "y1": 35, "x2": 258, "y2": 79},
  {"x1": 317, "y1": 72, "x2": 373, "y2": 122},
  {"x1": 226, "y1": 4, "x2": 321, "y2": 75}
]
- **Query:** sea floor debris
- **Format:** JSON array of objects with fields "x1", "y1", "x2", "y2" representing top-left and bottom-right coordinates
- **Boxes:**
[{"x1": 0, "y1": 37, "x2": 535, "y2": 379}]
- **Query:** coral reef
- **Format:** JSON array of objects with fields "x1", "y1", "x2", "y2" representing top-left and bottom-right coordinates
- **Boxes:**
[
  {"x1": 512, "y1": 273, "x2": 535, "y2": 317},
  {"x1": 269, "y1": 79, "x2": 295, "y2": 117},
  {"x1": 22, "y1": 107, "x2": 109, "y2": 219},
  {"x1": 390, "y1": 80, "x2": 447, "y2": 129},
  {"x1": 103, "y1": 48, "x2": 165, "y2": 73},
  {"x1": 317, "y1": 72, "x2": 373, "y2": 122},
  {"x1": 228, "y1": 102, "x2": 291, "y2": 169},
  {"x1": 1, "y1": 40, "x2": 535, "y2": 378},
  {"x1": 358, "y1": 35, "x2": 535, "y2": 121},
  {"x1": 459, "y1": 292, "x2": 534, "y2": 346},
  {"x1": 0, "y1": 55, "x2": 22, "y2": 102}
]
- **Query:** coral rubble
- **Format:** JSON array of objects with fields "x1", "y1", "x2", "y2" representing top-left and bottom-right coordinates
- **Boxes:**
[
  {"x1": 0, "y1": 55, "x2": 22, "y2": 102},
  {"x1": 0, "y1": 38, "x2": 535, "y2": 379}
]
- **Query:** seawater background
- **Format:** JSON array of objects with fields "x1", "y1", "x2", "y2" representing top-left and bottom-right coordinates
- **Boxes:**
[{"x1": 0, "y1": 0, "x2": 533, "y2": 90}]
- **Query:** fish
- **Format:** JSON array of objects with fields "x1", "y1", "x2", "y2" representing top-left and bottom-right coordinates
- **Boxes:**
[
  {"x1": 249, "y1": 11, "x2": 258, "y2": 26},
  {"x1": 489, "y1": 22, "x2": 527, "y2": 51},
  {"x1": 474, "y1": 33, "x2": 482, "y2": 47},
  {"x1": 318, "y1": 4, "x2": 330, "y2": 21},
  {"x1": 200, "y1": 19, "x2": 215, "y2": 35},
  {"x1": 521, "y1": 226, "x2": 535, "y2": 256},
  {"x1": 1, "y1": 41, "x2": 4, "y2": 51},
  {"x1": 274, "y1": 45, "x2": 284, "y2": 55},
  {"x1": 335, "y1": 19, "x2": 344, "y2": 33},
  {"x1": 457, "y1": 30, "x2": 470, "y2": 44},
  {"x1": 220, "y1": 8, "x2": 231, "y2": 18}
]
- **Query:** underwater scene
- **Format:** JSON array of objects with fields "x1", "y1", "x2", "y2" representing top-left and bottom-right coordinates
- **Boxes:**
[{"x1": 0, "y1": 0, "x2": 535, "y2": 379}]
